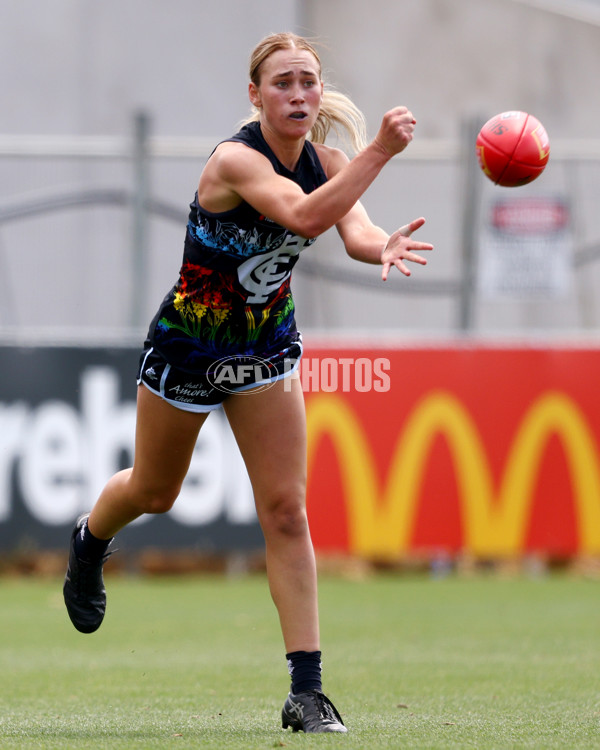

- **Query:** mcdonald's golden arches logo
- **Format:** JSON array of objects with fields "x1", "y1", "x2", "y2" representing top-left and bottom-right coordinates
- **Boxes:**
[{"x1": 306, "y1": 390, "x2": 600, "y2": 559}]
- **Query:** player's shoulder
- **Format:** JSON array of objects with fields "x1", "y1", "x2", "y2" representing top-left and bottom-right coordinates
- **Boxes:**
[
  {"x1": 212, "y1": 140, "x2": 264, "y2": 163},
  {"x1": 311, "y1": 142, "x2": 350, "y2": 178},
  {"x1": 209, "y1": 140, "x2": 271, "y2": 179}
]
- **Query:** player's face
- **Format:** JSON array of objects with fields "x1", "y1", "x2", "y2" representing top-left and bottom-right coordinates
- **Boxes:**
[{"x1": 249, "y1": 48, "x2": 323, "y2": 139}]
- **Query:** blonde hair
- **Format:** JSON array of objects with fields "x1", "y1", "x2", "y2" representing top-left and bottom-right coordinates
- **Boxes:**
[{"x1": 242, "y1": 32, "x2": 368, "y2": 154}]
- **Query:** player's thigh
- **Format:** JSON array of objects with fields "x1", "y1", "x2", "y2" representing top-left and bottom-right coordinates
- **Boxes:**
[
  {"x1": 223, "y1": 376, "x2": 307, "y2": 503},
  {"x1": 131, "y1": 384, "x2": 210, "y2": 494}
]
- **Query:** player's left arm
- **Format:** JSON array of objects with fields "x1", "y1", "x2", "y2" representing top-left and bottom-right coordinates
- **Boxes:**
[
  {"x1": 315, "y1": 144, "x2": 433, "y2": 281},
  {"x1": 338, "y1": 207, "x2": 433, "y2": 280}
]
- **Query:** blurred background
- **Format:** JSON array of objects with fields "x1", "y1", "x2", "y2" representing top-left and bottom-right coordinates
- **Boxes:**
[
  {"x1": 2, "y1": 0, "x2": 599, "y2": 339},
  {"x1": 1, "y1": 0, "x2": 599, "y2": 566}
]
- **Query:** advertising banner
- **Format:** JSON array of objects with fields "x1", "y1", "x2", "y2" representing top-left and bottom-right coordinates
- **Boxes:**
[
  {"x1": 0, "y1": 346, "x2": 262, "y2": 553},
  {"x1": 301, "y1": 345, "x2": 600, "y2": 560},
  {"x1": 1, "y1": 343, "x2": 599, "y2": 559}
]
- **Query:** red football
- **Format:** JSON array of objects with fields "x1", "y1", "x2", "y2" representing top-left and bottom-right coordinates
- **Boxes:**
[{"x1": 476, "y1": 111, "x2": 550, "y2": 187}]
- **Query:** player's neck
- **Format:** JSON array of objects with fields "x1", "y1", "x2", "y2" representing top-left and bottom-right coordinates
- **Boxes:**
[{"x1": 259, "y1": 123, "x2": 304, "y2": 172}]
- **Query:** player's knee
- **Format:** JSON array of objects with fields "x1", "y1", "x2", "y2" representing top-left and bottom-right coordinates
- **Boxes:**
[
  {"x1": 135, "y1": 485, "x2": 181, "y2": 515},
  {"x1": 261, "y1": 493, "x2": 308, "y2": 539}
]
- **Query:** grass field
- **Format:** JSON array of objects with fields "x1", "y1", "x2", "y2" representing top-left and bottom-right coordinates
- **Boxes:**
[{"x1": 1, "y1": 570, "x2": 599, "y2": 749}]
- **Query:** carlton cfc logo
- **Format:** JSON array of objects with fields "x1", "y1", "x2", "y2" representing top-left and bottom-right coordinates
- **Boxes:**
[{"x1": 237, "y1": 234, "x2": 314, "y2": 303}]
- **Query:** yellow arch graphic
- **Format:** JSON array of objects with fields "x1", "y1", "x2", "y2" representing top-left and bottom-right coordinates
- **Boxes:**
[{"x1": 305, "y1": 391, "x2": 600, "y2": 559}]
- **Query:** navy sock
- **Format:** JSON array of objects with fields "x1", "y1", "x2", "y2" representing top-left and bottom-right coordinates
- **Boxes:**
[
  {"x1": 286, "y1": 650, "x2": 322, "y2": 694},
  {"x1": 74, "y1": 519, "x2": 112, "y2": 562}
]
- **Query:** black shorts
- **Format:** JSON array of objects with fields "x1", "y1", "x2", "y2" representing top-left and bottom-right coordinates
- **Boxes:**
[{"x1": 137, "y1": 339, "x2": 302, "y2": 412}]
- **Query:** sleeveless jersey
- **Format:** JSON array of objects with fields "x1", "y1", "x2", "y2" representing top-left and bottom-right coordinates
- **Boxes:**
[{"x1": 147, "y1": 121, "x2": 328, "y2": 373}]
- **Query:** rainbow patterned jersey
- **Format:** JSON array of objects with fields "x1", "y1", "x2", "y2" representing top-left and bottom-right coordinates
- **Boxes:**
[{"x1": 147, "y1": 121, "x2": 328, "y2": 373}]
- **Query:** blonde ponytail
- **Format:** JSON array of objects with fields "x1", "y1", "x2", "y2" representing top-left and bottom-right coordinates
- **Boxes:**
[
  {"x1": 310, "y1": 86, "x2": 368, "y2": 153},
  {"x1": 241, "y1": 32, "x2": 368, "y2": 154}
]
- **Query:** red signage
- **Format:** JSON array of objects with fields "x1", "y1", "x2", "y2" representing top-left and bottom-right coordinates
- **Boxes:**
[{"x1": 302, "y1": 344, "x2": 600, "y2": 560}]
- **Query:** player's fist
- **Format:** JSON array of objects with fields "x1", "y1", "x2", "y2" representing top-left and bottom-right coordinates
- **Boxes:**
[{"x1": 374, "y1": 107, "x2": 417, "y2": 157}]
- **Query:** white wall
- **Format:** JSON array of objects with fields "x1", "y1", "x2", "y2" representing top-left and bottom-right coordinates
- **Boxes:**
[
  {"x1": 0, "y1": 0, "x2": 299, "y2": 137},
  {"x1": 293, "y1": 0, "x2": 600, "y2": 335},
  {"x1": 303, "y1": 0, "x2": 600, "y2": 140},
  {"x1": 0, "y1": 0, "x2": 298, "y2": 335},
  {"x1": 1, "y1": 0, "x2": 599, "y2": 338}
]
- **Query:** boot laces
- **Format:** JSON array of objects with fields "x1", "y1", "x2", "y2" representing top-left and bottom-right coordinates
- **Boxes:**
[{"x1": 314, "y1": 692, "x2": 341, "y2": 724}]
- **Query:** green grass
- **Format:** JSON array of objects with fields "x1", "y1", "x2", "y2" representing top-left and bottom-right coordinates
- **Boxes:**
[{"x1": 0, "y1": 572, "x2": 599, "y2": 748}]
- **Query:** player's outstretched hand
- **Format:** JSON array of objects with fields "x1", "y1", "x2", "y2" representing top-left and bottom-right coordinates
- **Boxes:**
[
  {"x1": 373, "y1": 106, "x2": 418, "y2": 157},
  {"x1": 381, "y1": 217, "x2": 433, "y2": 281}
]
